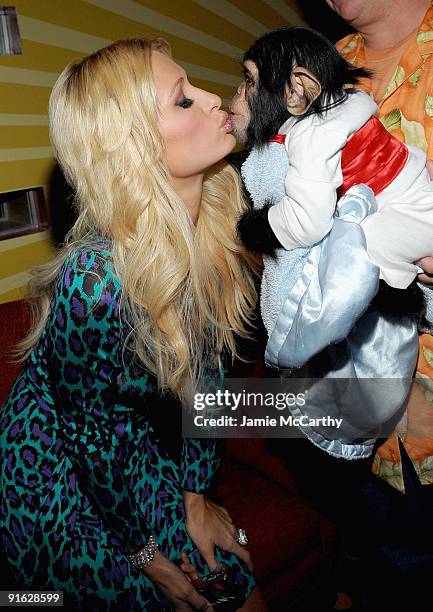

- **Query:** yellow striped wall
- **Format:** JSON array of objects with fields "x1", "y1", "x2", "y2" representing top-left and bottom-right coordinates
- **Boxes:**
[{"x1": 0, "y1": 0, "x2": 306, "y2": 304}]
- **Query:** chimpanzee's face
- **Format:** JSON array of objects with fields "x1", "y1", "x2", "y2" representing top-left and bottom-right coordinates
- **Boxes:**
[{"x1": 229, "y1": 60, "x2": 258, "y2": 141}]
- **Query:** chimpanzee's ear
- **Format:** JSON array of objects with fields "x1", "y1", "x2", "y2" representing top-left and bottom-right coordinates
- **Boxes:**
[{"x1": 285, "y1": 67, "x2": 322, "y2": 115}]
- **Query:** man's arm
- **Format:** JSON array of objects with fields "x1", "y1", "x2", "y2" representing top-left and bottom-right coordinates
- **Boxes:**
[{"x1": 416, "y1": 161, "x2": 433, "y2": 285}]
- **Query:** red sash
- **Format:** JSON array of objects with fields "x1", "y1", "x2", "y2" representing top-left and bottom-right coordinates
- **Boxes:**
[
  {"x1": 269, "y1": 133, "x2": 286, "y2": 144},
  {"x1": 339, "y1": 115, "x2": 408, "y2": 196},
  {"x1": 270, "y1": 115, "x2": 408, "y2": 197}
]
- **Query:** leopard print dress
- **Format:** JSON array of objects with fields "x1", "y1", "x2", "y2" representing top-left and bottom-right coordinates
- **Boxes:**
[{"x1": 0, "y1": 246, "x2": 255, "y2": 610}]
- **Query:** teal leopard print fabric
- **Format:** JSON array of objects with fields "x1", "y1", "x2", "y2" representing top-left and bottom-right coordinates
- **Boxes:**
[{"x1": 0, "y1": 246, "x2": 255, "y2": 610}]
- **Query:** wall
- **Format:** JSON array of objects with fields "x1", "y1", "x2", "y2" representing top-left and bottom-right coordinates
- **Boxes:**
[{"x1": 0, "y1": 0, "x2": 307, "y2": 303}]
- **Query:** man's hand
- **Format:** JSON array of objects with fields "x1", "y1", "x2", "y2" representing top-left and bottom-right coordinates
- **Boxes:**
[
  {"x1": 417, "y1": 256, "x2": 433, "y2": 285},
  {"x1": 183, "y1": 492, "x2": 253, "y2": 573}
]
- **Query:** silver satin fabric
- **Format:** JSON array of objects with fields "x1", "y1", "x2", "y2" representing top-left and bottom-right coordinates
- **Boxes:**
[
  {"x1": 242, "y1": 144, "x2": 420, "y2": 459},
  {"x1": 266, "y1": 186, "x2": 419, "y2": 458},
  {"x1": 266, "y1": 185, "x2": 380, "y2": 367}
]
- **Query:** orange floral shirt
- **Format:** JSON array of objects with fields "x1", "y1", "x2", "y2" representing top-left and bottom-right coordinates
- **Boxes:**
[
  {"x1": 337, "y1": 3, "x2": 433, "y2": 159},
  {"x1": 337, "y1": 5, "x2": 433, "y2": 493}
]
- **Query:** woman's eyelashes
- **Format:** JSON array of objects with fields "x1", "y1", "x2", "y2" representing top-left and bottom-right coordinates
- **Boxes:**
[{"x1": 175, "y1": 96, "x2": 194, "y2": 109}]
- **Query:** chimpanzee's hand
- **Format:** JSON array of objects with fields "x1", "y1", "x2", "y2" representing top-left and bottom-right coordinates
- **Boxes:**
[{"x1": 237, "y1": 202, "x2": 283, "y2": 256}]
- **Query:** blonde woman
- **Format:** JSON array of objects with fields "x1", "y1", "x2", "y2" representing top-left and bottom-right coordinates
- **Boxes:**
[{"x1": 0, "y1": 39, "x2": 267, "y2": 611}]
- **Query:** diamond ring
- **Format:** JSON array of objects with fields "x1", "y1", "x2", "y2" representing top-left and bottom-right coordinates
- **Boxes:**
[{"x1": 236, "y1": 527, "x2": 248, "y2": 546}]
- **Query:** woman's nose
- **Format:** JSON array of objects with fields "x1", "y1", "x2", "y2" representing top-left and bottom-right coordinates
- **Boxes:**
[{"x1": 207, "y1": 91, "x2": 222, "y2": 111}]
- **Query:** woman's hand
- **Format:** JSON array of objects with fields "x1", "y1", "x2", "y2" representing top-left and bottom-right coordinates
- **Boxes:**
[
  {"x1": 183, "y1": 491, "x2": 253, "y2": 572},
  {"x1": 180, "y1": 552, "x2": 200, "y2": 581},
  {"x1": 143, "y1": 549, "x2": 213, "y2": 611}
]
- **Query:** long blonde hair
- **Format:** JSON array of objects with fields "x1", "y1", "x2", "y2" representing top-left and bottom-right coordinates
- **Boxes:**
[{"x1": 20, "y1": 38, "x2": 259, "y2": 398}]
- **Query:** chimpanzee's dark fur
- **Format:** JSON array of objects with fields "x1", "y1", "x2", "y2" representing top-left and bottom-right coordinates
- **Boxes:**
[
  {"x1": 234, "y1": 27, "x2": 425, "y2": 321},
  {"x1": 243, "y1": 27, "x2": 370, "y2": 148},
  {"x1": 237, "y1": 204, "x2": 283, "y2": 257}
]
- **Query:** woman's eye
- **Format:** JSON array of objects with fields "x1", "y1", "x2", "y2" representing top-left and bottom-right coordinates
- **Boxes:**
[{"x1": 176, "y1": 97, "x2": 193, "y2": 109}]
